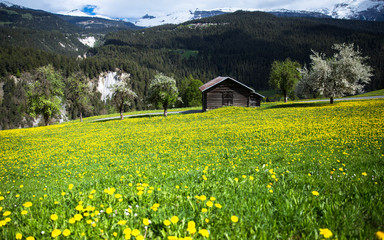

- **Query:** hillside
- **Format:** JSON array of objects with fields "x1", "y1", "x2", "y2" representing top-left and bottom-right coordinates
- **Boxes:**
[
  {"x1": 0, "y1": 100, "x2": 383, "y2": 238},
  {"x1": 100, "y1": 11, "x2": 384, "y2": 91}
]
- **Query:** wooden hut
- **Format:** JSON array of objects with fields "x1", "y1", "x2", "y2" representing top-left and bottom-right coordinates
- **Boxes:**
[{"x1": 199, "y1": 76, "x2": 264, "y2": 112}]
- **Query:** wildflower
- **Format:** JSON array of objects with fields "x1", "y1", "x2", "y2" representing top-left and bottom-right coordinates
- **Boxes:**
[
  {"x1": 62, "y1": 229, "x2": 71, "y2": 237},
  {"x1": 143, "y1": 218, "x2": 150, "y2": 226},
  {"x1": 362, "y1": 172, "x2": 367, "y2": 176},
  {"x1": 3, "y1": 211, "x2": 11, "y2": 216},
  {"x1": 106, "y1": 207, "x2": 112, "y2": 214},
  {"x1": 68, "y1": 184, "x2": 74, "y2": 190},
  {"x1": 124, "y1": 228, "x2": 131, "y2": 235},
  {"x1": 118, "y1": 220, "x2": 127, "y2": 225},
  {"x1": 319, "y1": 228, "x2": 333, "y2": 238},
  {"x1": 88, "y1": 195, "x2": 94, "y2": 199},
  {"x1": 74, "y1": 214, "x2": 83, "y2": 221},
  {"x1": 21, "y1": 210, "x2": 28, "y2": 215},
  {"x1": 376, "y1": 231, "x2": 384, "y2": 240},
  {"x1": 206, "y1": 201, "x2": 213, "y2": 207},
  {"x1": 171, "y1": 216, "x2": 179, "y2": 224},
  {"x1": 113, "y1": 232, "x2": 117, "y2": 237},
  {"x1": 200, "y1": 195, "x2": 207, "y2": 201},
  {"x1": 187, "y1": 221, "x2": 197, "y2": 234},
  {"x1": 198, "y1": 229, "x2": 209, "y2": 238},
  {"x1": 20, "y1": 185, "x2": 24, "y2": 188},
  {"x1": 131, "y1": 229, "x2": 140, "y2": 237},
  {"x1": 201, "y1": 208, "x2": 208, "y2": 213},
  {"x1": 231, "y1": 215, "x2": 239, "y2": 223},
  {"x1": 61, "y1": 192, "x2": 66, "y2": 196},
  {"x1": 136, "y1": 235, "x2": 144, "y2": 240},
  {"x1": 168, "y1": 236, "x2": 178, "y2": 240},
  {"x1": 51, "y1": 229, "x2": 61, "y2": 238},
  {"x1": 164, "y1": 219, "x2": 171, "y2": 226},
  {"x1": 115, "y1": 194, "x2": 122, "y2": 199},
  {"x1": 16, "y1": 233, "x2": 22, "y2": 239},
  {"x1": 205, "y1": 218, "x2": 209, "y2": 223},
  {"x1": 215, "y1": 203, "x2": 222, "y2": 208},
  {"x1": 69, "y1": 218, "x2": 75, "y2": 224},
  {"x1": 26, "y1": 237, "x2": 35, "y2": 240},
  {"x1": 51, "y1": 214, "x2": 58, "y2": 221},
  {"x1": 234, "y1": 178, "x2": 239, "y2": 182},
  {"x1": 312, "y1": 191, "x2": 320, "y2": 196}
]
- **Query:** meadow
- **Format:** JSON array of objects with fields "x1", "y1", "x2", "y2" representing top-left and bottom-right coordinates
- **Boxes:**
[{"x1": 0, "y1": 100, "x2": 383, "y2": 239}]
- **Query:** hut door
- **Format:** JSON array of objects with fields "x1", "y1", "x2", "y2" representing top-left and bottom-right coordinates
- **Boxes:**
[
  {"x1": 249, "y1": 95, "x2": 257, "y2": 107},
  {"x1": 222, "y1": 91, "x2": 233, "y2": 106}
]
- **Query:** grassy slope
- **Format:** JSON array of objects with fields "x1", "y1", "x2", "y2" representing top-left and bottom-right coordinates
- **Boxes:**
[{"x1": 0, "y1": 100, "x2": 383, "y2": 239}]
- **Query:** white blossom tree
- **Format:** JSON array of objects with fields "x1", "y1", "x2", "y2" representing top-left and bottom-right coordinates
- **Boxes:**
[
  {"x1": 148, "y1": 73, "x2": 179, "y2": 117},
  {"x1": 297, "y1": 43, "x2": 373, "y2": 103},
  {"x1": 109, "y1": 80, "x2": 137, "y2": 120}
]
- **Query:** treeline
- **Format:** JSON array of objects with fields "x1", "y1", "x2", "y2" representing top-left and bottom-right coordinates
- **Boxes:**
[{"x1": 102, "y1": 11, "x2": 384, "y2": 90}]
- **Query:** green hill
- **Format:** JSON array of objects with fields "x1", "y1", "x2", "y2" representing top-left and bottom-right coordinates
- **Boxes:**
[{"x1": 0, "y1": 100, "x2": 383, "y2": 239}]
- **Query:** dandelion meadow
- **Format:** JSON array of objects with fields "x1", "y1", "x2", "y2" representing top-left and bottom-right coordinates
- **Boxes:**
[{"x1": 0, "y1": 100, "x2": 383, "y2": 239}]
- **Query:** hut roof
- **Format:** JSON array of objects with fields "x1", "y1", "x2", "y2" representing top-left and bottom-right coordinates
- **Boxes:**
[{"x1": 199, "y1": 76, "x2": 264, "y2": 98}]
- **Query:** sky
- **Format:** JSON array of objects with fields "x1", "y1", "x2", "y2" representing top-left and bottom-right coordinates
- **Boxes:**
[{"x1": 4, "y1": 0, "x2": 344, "y2": 19}]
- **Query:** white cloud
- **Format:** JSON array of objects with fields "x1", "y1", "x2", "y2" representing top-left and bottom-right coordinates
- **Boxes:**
[{"x1": 7, "y1": 0, "x2": 343, "y2": 18}]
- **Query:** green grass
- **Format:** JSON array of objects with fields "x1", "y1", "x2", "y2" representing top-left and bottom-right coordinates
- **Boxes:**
[
  {"x1": 0, "y1": 100, "x2": 383, "y2": 239},
  {"x1": 352, "y1": 89, "x2": 384, "y2": 97}
]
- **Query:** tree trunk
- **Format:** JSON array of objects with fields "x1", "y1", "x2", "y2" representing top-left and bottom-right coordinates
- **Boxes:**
[
  {"x1": 44, "y1": 115, "x2": 49, "y2": 126},
  {"x1": 330, "y1": 97, "x2": 334, "y2": 104},
  {"x1": 120, "y1": 111, "x2": 124, "y2": 120},
  {"x1": 164, "y1": 107, "x2": 168, "y2": 117},
  {"x1": 80, "y1": 112, "x2": 83, "y2": 122},
  {"x1": 284, "y1": 95, "x2": 288, "y2": 103}
]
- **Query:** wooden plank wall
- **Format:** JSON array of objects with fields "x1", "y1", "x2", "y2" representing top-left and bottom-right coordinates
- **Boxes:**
[{"x1": 205, "y1": 80, "x2": 251, "y2": 110}]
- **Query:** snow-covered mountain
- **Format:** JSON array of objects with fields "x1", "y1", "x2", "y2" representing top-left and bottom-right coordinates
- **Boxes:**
[
  {"x1": 134, "y1": 0, "x2": 384, "y2": 27},
  {"x1": 57, "y1": 9, "x2": 113, "y2": 20},
  {"x1": 328, "y1": 0, "x2": 384, "y2": 21},
  {"x1": 134, "y1": 8, "x2": 257, "y2": 27}
]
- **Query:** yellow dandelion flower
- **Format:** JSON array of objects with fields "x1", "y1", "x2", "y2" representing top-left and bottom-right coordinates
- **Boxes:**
[
  {"x1": 136, "y1": 235, "x2": 144, "y2": 240},
  {"x1": 143, "y1": 218, "x2": 150, "y2": 226},
  {"x1": 115, "y1": 194, "x2": 122, "y2": 199},
  {"x1": 16, "y1": 233, "x2": 22, "y2": 239},
  {"x1": 376, "y1": 231, "x2": 384, "y2": 240},
  {"x1": 362, "y1": 172, "x2": 367, "y2": 176},
  {"x1": 201, "y1": 208, "x2": 208, "y2": 213},
  {"x1": 199, "y1": 195, "x2": 207, "y2": 201},
  {"x1": 168, "y1": 236, "x2": 178, "y2": 240},
  {"x1": 62, "y1": 229, "x2": 71, "y2": 237},
  {"x1": 3, "y1": 211, "x2": 11, "y2": 216},
  {"x1": 113, "y1": 232, "x2": 117, "y2": 237},
  {"x1": 198, "y1": 229, "x2": 209, "y2": 238},
  {"x1": 215, "y1": 203, "x2": 222, "y2": 208},
  {"x1": 26, "y1": 237, "x2": 35, "y2": 240},
  {"x1": 118, "y1": 220, "x2": 127, "y2": 225},
  {"x1": 61, "y1": 192, "x2": 66, "y2": 196},
  {"x1": 206, "y1": 201, "x2": 213, "y2": 207},
  {"x1": 74, "y1": 214, "x2": 83, "y2": 221},
  {"x1": 312, "y1": 191, "x2": 320, "y2": 196},
  {"x1": 51, "y1": 214, "x2": 58, "y2": 221},
  {"x1": 231, "y1": 215, "x2": 239, "y2": 223},
  {"x1": 131, "y1": 229, "x2": 140, "y2": 237},
  {"x1": 171, "y1": 216, "x2": 179, "y2": 224},
  {"x1": 20, "y1": 185, "x2": 23, "y2": 188},
  {"x1": 106, "y1": 208, "x2": 112, "y2": 214},
  {"x1": 68, "y1": 184, "x2": 74, "y2": 190},
  {"x1": 51, "y1": 229, "x2": 61, "y2": 238},
  {"x1": 124, "y1": 228, "x2": 132, "y2": 235},
  {"x1": 319, "y1": 228, "x2": 333, "y2": 238},
  {"x1": 21, "y1": 210, "x2": 28, "y2": 215},
  {"x1": 69, "y1": 218, "x2": 75, "y2": 224}
]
